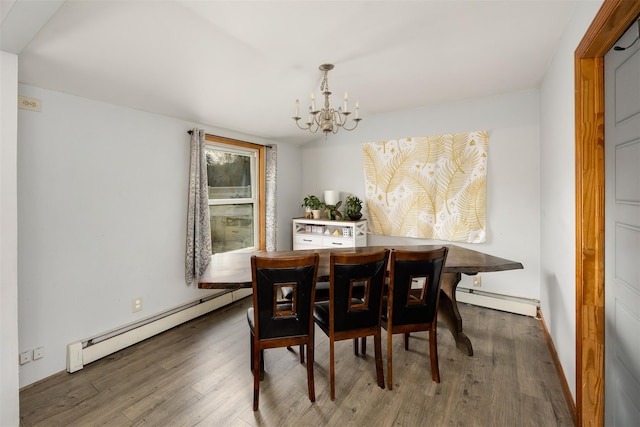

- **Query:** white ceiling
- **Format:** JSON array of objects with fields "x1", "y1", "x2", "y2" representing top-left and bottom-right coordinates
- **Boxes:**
[{"x1": 2, "y1": 0, "x2": 581, "y2": 144}]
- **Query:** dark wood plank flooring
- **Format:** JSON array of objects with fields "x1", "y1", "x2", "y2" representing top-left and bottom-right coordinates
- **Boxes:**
[{"x1": 20, "y1": 297, "x2": 573, "y2": 426}]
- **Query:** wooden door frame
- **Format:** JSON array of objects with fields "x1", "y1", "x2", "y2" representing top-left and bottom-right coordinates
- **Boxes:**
[{"x1": 575, "y1": 1, "x2": 640, "y2": 425}]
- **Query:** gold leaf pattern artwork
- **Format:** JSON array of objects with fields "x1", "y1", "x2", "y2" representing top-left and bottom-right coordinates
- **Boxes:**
[{"x1": 363, "y1": 131, "x2": 488, "y2": 243}]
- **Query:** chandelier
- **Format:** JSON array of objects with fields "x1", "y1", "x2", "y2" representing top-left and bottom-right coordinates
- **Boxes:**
[{"x1": 293, "y1": 64, "x2": 362, "y2": 136}]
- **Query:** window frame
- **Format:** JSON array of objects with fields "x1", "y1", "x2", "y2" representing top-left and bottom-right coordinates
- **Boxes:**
[{"x1": 204, "y1": 134, "x2": 266, "y2": 252}]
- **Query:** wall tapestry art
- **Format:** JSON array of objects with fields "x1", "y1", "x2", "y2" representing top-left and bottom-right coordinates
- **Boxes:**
[{"x1": 363, "y1": 131, "x2": 488, "y2": 243}]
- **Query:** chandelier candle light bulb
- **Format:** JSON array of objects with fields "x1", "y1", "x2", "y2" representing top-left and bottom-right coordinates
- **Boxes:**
[{"x1": 344, "y1": 92, "x2": 348, "y2": 112}]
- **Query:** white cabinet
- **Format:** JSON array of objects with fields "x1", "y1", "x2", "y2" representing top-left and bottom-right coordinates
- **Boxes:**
[{"x1": 292, "y1": 218, "x2": 367, "y2": 250}]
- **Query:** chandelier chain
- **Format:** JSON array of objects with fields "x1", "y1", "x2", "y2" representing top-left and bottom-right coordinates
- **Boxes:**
[{"x1": 320, "y1": 70, "x2": 329, "y2": 94}]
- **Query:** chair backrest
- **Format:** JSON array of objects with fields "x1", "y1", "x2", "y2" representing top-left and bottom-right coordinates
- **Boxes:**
[
  {"x1": 329, "y1": 249, "x2": 390, "y2": 333},
  {"x1": 388, "y1": 247, "x2": 449, "y2": 326},
  {"x1": 251, "y1": 254, "x2": 319, "y2": 340}
]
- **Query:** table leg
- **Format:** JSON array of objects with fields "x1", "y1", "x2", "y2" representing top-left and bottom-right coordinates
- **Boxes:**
[{"x1": 438, "y1": 272, "x2": 473, "y2": 356}]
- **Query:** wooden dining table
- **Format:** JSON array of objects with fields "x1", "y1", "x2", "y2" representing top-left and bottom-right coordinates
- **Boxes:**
[{"x1": 198, "y1": 245, "x2": 524, "y2": 356}]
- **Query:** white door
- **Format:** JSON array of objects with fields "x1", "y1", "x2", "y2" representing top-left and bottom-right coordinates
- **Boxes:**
[{"x1": 604, "y1": 19, "x2": 640, "y2": 426}]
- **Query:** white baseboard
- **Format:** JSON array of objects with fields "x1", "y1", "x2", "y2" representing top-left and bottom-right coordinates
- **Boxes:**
[
  {"x1": 455, "y1": 288, "x2": 538, "y2": 317},
  {"x1": 66, "y1": 286, "x2": 535, "y2": 374},
  {"x1": 67, "y1": 288, "x2": 251, "y2": 373}
]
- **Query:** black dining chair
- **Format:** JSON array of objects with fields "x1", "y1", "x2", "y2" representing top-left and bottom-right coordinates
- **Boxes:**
[
  {"x1": 313, "y1": 249, "x2": 390, "y2": 400},
  {"x1": 382, "y1": 247, "x2": 448, "y2": 389},
  {"x1": 247, "y1": 253, "x2": 319, "y2": 411}
]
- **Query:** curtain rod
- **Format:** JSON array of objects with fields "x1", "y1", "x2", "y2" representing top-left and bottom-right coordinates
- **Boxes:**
[{"x1": 186, "y1": 130, "x2": 272, "y2": 148}]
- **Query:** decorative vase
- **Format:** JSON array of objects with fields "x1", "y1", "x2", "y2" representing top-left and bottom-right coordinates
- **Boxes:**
[
  {"x1": 324, "y1": 190, "x2": 340, "y2": 206},
  {"x1": 312, "y1": 209, "x2": 322, "y2": 219},
  {"x1": 348, "y1": 212, "x2": 362, "y2": 220}
]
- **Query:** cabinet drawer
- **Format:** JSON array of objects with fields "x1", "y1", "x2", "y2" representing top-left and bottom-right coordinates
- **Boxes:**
[
  {"x1": 322, "y1": 237, "x2": 351, "y2": 248},
  {"x1": 294, "y1": 234, "x2": 323, "y2": 247}
]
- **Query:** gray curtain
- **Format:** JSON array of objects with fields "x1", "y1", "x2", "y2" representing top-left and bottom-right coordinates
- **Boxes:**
[
  {"x1": 265, "y1": 144, "x2": 277, "y2": 251},
  {"x1": 185, "y1": 129, "x2": 211, "y2": 284}
]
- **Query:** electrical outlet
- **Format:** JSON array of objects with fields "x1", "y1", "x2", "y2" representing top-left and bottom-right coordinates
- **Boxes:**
[
  {"x1": 17, "y1": 95, "x2": 41, "y2": 112},
  {"x1": 33, "y1": 347, "x2": 45, "y2": 360},
  {"x1": 473, "y1": 275, "x2": 482, "y2": 287},
  {"x1": 19, "y1": 350, "x2": 32, "y2": 365},
  {"x1": 132, "y1": 297, "x2": 143, "y2": 313}
]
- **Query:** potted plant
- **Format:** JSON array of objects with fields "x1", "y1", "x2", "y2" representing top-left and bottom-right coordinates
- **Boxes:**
[
  {"x1": 302, "y1": 195, "x2": 324, "y2": 219},
  {"x1": 324, "y1": 201, "x2": 343, "y2": 220},
  {"x1": 344, "y1": 195, "x2": 363, "y2": 220}
]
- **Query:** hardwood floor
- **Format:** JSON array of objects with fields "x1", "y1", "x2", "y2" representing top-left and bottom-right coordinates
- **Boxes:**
[{"x1": 20, "y1": 297, "x2": 573, "y2": 426}]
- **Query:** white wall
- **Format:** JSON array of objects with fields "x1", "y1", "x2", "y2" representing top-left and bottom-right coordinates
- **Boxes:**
[
  {"x1": 1, "y1": 50, "x2": 20, "y2": 427},
  {"x1": 16, "y1": 85, "x2": 301, "y2": 387},
  {"x1": 539, "y1": 0, "x2": 603, "y2": 400},
  {"x1": 273, "y1": 142, "x2": 302, "y2": 251},
  {"x1": 301, "y1": 89, "x2": 541, "y2": 300}
]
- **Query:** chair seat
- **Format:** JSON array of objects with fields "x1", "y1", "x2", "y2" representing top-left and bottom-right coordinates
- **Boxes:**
[
  {"x1": 247, "y1": 307, "x2": 255, "y2": 330},
  {"x1": 312, "y1": 301, "x2": 330, "y2": 331}
]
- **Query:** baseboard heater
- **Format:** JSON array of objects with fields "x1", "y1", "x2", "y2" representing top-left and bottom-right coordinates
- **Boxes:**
[
  {"x1": 455, "y1": 287, "x2": 539, "y2": 317},
  {"x1": 66, "y1": 288, "x2": 252, "y2": 373}
]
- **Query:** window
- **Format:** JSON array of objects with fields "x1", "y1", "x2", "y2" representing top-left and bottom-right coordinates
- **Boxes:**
[{"x1": 205, "y1": 135, "x2": 266, "y2": 254}]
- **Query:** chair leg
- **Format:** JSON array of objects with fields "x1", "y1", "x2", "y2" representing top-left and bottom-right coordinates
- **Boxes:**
[
  {"x1": 252, "y1": 340, "x2": 261, "y2": 411},
  {"x1": 404, "y1": 332, "x2": 410, "y2": 350},
  {"x1": 374, "y1": 331, "x2": 385, "y2": 389},
  {"x1": 330, "y1": 338, "x2": 336, "y2": 401},
  {"x1": 353, "y1": 338, "x2": 359, "y2": 356},
  {"x1": 250, "y1": 333, "x2": 253, "y2": 372},
  {"x1": 250, "y1": 333, "x2": 265, "y2": 380},
  {"x1": 361, "y1": 336, "x2": 367, "y2": 355},
  {"x1": 429, "y1": 327, "x2": 440, "y2": 383},
  {"x1": 306, "y1": 340, "x2": 315, "y2": 402},
  {"x1": 387, "y1": 329, "x2": 393, "y2": 390}
]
